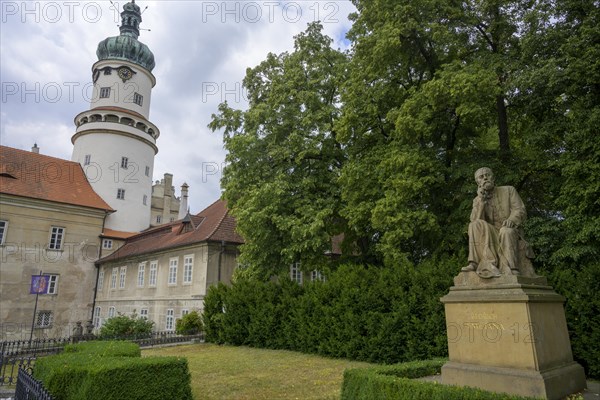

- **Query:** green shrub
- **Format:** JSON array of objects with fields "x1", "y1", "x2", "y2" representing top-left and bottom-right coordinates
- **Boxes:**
[
  {"x1": 74, "y1": 357, "x2": 192, "y2": 400},
  {"x1": 175, "y1": 311, "x2": 203, "y2": 334},
  {"x1": 341, "y1": 359, "x2": 539, "y2": 400},
  {"x1": 64, "y1": 340, "x2": 140, "y2": 357},
  {"x1": 99, "y1": 312, "x2": 154, "y2": 338},
  {"x1": 203, "y1": 261, "x2": 453, "y2": 363},
  {"x1": 34, "y1": 341, "x2": 192, "y2": 400},
  {"x1": 34, "y1": 353, "x2": 90, "y2": 400}
]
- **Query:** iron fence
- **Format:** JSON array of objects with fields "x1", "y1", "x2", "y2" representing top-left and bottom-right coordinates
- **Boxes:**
[{"x1": 14, "y1": 368, "x2": 53, "y2": 400}]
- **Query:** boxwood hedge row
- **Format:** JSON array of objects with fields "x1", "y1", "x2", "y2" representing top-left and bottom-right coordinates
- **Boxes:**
[
  {"x1": 341, "y1": 359, "x2": 539, "y2": 400},
  {"x1": 34, "y1": 341, "x2": 192, "y2": 400}
]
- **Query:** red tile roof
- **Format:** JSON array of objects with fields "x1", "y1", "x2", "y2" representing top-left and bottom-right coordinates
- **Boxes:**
[
  {"x1": 0, "y1": 145, "x2": 113, "y2": 211},
  {"x1": 98, "y1": 199, "x2": 244, "y2": 263},
  {"x1": 101, "y1": 228, "x2": 137, "y2": 239}
]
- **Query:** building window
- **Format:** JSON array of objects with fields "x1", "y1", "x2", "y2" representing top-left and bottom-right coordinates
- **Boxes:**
[
  {"x1": 102, "y1": 239, "x2": 113, "y2": 249},
  {"x1": 170, "y1": 217, "x2": 175, "y2": 222},
  {"x1": 182, "y1": 309, "x2": 189, "y2": 317},
  {"x1": 119, "y1": 266, "x2": 127, "y2": 289},
  {"x1": 0, "y1": 220, "x2": 7, "y2": 244},
  {"x1": 117, "y1": 188, "x2": 125, "y2": 200},
  {"x1": 183, "y1": 255, "x2": 193, "y2": 284},
  {"x1": 47, "y1": 275, "x2": 59, "y2": 295},
  {"x1": 133, "y1": 92, "x2": 143, "y2": 106},
  {"x1": 140, "y1": 309, "x2": 148, "y2": 319},
  {"x1": 121, "y1": 157, "x2": 128, "y2": 169},
  {"x1": 168, "y1": 258, "x2": 178, "y2": 285},
  {"x1": 156, "y1": 215, "x2": 162, "y2": 224},
  {"x1": 143, "y1": 195, "x2": 147, "y2": 206},
  {"x1": 108, "y1": 306, "x2": 116, "y2": 318},
  {"x1": 145, "y1": 166, "x2": 150, "y2": 177},
  {"x1": 98, "y1": 270, "x2": 105, "y2": 290},
  {"x1": 166, "y1": 309, "x2": 174, "y2": 331},
  {"x1": 84, "y1": 154, "x2": 91, "y2": 166},
  {"x1": 36, "y1": 311, "x2": 53, "y2": 328},
  {"x1": 137, "y1": 262, "x2": 145, "y2": 287},
  {"x1": 100, "y1": 87, "x2": 111, "y2": 98},
  {"x1": 110, "y1": 267, "x2": 118, "y2": 289},
  {"x1": 290, "y1": 262, "x2": 302, "y2": 284},
  {"x1": 149, "y1": 261, "x2": 157, "y2": 287},
  {"x1": 94, "y1": 307, "x2": 102, "y2": 328},
  {"x1": 48, "y1": 226, "x2": 65, "y2": 250},
  {"x1": 311, "y1": 270, "x2": 325, "y2": 282}
]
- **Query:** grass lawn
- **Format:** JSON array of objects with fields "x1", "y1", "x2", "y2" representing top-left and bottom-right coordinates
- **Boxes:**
[{"x1": 143, "y1": 343, "x2": 376, "y2": 400}]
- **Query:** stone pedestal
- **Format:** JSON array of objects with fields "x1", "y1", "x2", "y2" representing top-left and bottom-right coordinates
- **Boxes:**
[{"x1": 440, "y1": 272, "x2": 586, "y2": 399}]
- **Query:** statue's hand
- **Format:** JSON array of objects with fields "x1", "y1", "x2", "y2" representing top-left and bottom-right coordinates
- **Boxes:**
[
  {"x1": 502, "y1": 219, "x2": 517, "y2": 228},
  {"x1": 477, "y1": 187, "x2": 487, "y2": 199}
]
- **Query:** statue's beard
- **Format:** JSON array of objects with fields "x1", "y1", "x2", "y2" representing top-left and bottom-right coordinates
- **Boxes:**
[{"x1": 479, "y1": 181, "x2": 495, "y2": 197}]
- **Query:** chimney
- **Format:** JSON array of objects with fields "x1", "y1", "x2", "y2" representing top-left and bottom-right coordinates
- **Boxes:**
[
  {"x1": 178, "y1": 183, "x2": 189, "y2": 219},
  {"x1": 162, "y1": 173, "x2": 173, "y2": 223},
  {"x1": 31, "y1": 143, "x2": 39, "y2": 154}
]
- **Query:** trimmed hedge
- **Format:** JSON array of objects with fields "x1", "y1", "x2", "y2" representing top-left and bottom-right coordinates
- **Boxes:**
[
  {"x1": 203, "y1": 261, "x2": 453, "y2": 364},
  {"x1": 34, "y1": 341, "x2": 192, "y2": 400},
  {"x1": 63, "y1": 340, "x2": 141, "y2": 357},
  {"x1": 341, "y1": 359, "x2": 539, "y2": 400},
  {"x1": 203, "y1": 259, "x2": 599, "y2": 378}
]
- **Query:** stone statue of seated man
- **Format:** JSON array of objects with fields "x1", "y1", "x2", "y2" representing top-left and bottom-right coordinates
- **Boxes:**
[{"x1": 462, "y1": 167, "x2": 536, "y2": 278}]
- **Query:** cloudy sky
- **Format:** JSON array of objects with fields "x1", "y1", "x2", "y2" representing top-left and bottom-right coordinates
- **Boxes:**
[{"x1": 1, "y1": 0, "x2": 356, "y2": 213}]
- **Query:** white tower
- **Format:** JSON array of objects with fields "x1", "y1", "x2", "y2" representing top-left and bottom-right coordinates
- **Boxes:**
[{"x1": 71, "y1": 0, "x2": 158, "y2": 232}]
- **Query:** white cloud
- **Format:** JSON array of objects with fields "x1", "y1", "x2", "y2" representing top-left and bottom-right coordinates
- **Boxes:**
[{"x1": 1, "y1": 0, "x2": 356, "y2": 213}]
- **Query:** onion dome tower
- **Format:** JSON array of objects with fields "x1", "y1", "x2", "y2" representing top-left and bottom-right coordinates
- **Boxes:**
[{"x1": 71, "y1": 0, "x2": 158, "y2": 232}]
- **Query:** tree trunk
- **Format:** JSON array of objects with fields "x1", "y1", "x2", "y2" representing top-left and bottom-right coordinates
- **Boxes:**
[{"x1": 496, "y1": 94, "x2": 510, "y2": 153}]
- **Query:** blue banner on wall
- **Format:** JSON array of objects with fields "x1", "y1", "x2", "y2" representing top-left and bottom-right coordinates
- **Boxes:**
[{"x1": 30, "y1": 275, "x2": 49, "y2": 294}]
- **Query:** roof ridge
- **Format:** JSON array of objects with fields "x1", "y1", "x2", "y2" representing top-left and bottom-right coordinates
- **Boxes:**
[
  {"x1": 1, "y1": 145, "x2": 80, "y2": 165},
  {"x1": 194, "y1": 198, "x2": 223, "y2": 217}
]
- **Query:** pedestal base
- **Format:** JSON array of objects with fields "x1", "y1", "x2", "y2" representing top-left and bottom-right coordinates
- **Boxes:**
[
  {"x1": 442, "y1": 361, "x2": 586, "y2": 400},
  {"x1": 441, "y1": 272, "x2": 586, "y2": 399}
]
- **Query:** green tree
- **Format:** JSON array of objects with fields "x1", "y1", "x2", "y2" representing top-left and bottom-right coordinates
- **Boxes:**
[
  {"x1": 209, "y1": 23, "x2": 349, "y2": 277},
  {"x1": 175, "y1": 311, "x2": 203, "y2": 335}
]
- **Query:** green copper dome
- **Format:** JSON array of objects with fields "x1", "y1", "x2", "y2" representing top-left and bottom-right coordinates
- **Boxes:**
[{"x1": 96, "y1": 1, "x2": 155, "y2": 71}]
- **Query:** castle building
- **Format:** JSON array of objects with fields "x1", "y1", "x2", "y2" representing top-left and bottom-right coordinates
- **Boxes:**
[
  {"x1": 71, "y1": 0, "x2": 159, "y2": 233},
  {"x1": 150, "y1": 174, "x2": 189, "y2": 227},
  {"x1": 94, "y1": 200, "x2": 242, "y2": 331},
  {"x1": 0, "y1": 1, "x2": 244, "y2": 339},
  {"x1": 0, "y1": 146, "x2": 113, "y2": 340}
]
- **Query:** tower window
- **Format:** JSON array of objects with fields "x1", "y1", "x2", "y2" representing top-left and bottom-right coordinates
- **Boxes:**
[
  {"x1": 117, "y1": 189, "x2": 125, "y2": 200},
  {"x1": 133, "y1": 93, "x2": 143, "y2": 106},
  {"x1": 145, "y1": 166, "x2": 150, "y2": 177},
  {"x1": 104, "y1": 69, "x2": 112, "y2": 75},
  {"x1": 143, "y1": 195, "x2": 147, "y2": 205},
  {"x1": 84, "y1": 154, "x2": 91, "y2": 166},
  {"x1": 100, "y1": 87, "x2": 111, "y2": 98},
  {"x1": 121, "y1": 157, "x2": 128, "y2": 169}
]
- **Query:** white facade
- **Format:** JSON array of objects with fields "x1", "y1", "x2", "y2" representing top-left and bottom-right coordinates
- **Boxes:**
[
  {"x1": 71, "y1": 36, "x2": 159, "y2": 233},
  {"x1": 71, "y1": 132, "x2": 155, "y2": 232},
  {"x1": 89, "y1": 59, "x2": 155, "y2": 119}
]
